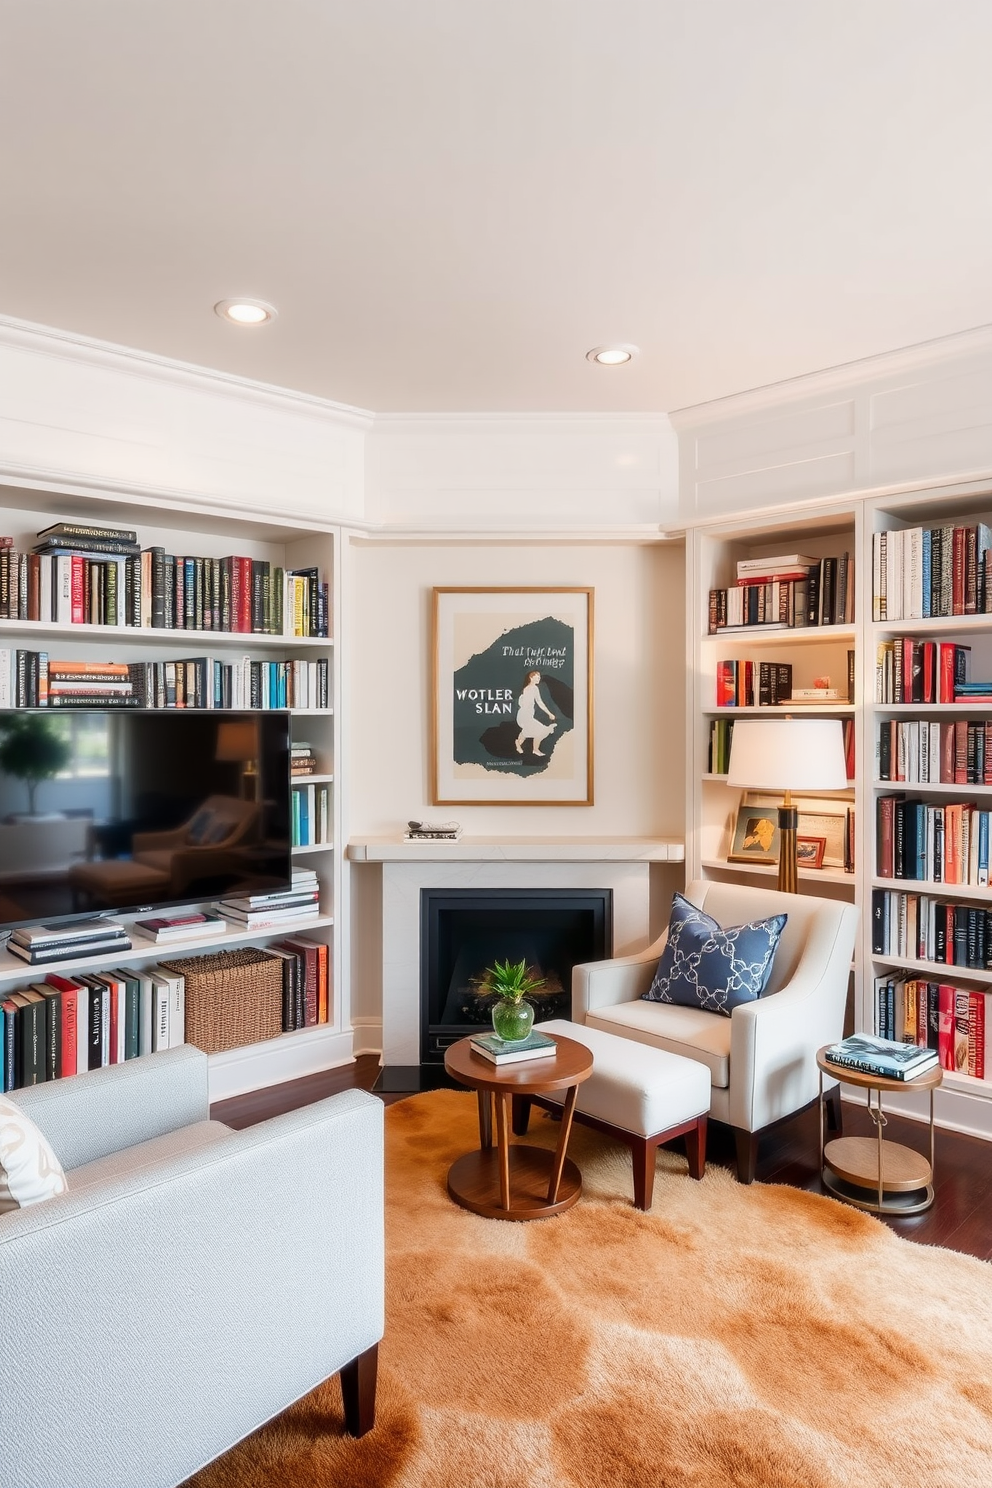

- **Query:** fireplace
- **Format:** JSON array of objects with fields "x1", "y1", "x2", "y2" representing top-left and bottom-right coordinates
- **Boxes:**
[{"x1": 420, "y1": 888, "x2": 612, "y2": 1062}]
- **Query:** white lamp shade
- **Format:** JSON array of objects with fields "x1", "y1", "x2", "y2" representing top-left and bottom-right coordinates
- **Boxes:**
[{"x1": 726, "y1": 717, "x2": 848, "y2": 793}]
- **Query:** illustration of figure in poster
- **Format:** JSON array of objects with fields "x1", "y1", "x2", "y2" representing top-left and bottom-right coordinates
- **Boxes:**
[{"x1": 514, "y1": 670, "x2": 556, "y2": 757}]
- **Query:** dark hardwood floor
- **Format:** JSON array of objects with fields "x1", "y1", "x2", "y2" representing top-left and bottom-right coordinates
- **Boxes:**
[{"x1": 212, "y1": 1057, "x2": 992, "y2": 1260}]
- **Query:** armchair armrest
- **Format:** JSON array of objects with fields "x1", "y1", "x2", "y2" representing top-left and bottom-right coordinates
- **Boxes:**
[
  {"x1": 0, "y1": 1088, "x2": 384, "y2": 1488},
  {"x1": 12, "y1": 1045, "x2": 210, "y2": 1169},
  {"x1": 572, "y1": 932, "x2": 667, "y2": 1020},
  {"x1": 729, "y1": 938, "x2": 854, "y2": 1131}
]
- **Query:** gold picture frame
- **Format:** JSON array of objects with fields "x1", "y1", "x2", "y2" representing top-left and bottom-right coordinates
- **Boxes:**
[{"x1": 432, "y1": 587, "x2": 594, "y2": 806}]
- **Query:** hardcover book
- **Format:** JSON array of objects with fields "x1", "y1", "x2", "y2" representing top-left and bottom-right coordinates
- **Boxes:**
[
  {"x1": 469, "y1": 1030, "x2": 558, "y2": 1064},
  {"x1": 824, "y1": 1033, "x2": 939, "y2": 1081}
]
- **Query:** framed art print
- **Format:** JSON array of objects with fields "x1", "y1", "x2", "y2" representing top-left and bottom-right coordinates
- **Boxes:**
[
  {"x1": 728, "y1": 802, "x2": 780, "y2": 864},
  {"x1": 796, "y1": 835, "x2": 826, "y2": 869},
  {"x1": 432, "y1": 587, "x2": 593, "y2": 805}
]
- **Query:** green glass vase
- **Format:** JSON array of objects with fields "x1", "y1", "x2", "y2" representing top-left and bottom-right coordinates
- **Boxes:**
[{"x1": 491, "y1": 997, "x2": 535, "y2": 1044}]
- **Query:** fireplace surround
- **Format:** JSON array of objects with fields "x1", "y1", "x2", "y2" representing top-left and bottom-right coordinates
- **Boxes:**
[{"x1": 420, "y1": 888, "x2": 611, "y2": 1062}]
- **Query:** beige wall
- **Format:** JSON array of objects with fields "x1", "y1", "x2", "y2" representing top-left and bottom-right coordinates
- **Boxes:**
[{"x1": 345, "y1": 537, "x2": 686, "y2": 838}]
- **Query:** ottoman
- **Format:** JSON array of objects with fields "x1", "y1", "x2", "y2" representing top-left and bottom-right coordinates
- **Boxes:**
[{"x1": 512, "y1": 1019, "x2": 711, "y2": 1209}]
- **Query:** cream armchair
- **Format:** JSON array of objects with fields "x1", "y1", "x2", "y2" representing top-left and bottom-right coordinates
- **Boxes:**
[{"x1": 573, "y1": 879, "x2": 859, "y2": 1183}]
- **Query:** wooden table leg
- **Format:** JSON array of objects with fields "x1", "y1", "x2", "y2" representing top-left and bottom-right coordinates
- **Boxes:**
[
  {"x1": 547, "y1": 1083, "x2": 579, "y2": 1203},
  {"x1": 495, "y1": 1091, "x2": 511, "y2": 1211},
  {"x1": 477, "y1": 1088, "x2": 493, "y2": 1149}
]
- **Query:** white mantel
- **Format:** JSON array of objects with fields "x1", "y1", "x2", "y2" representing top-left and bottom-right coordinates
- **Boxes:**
[
  {"x1": 348, "y1": 836, "x2": 683, "y2": 1066},
  {"x1": 347, "y1": 835, "x2": 684, "y2": 862}
]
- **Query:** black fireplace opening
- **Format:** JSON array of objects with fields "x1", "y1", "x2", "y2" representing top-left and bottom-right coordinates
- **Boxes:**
[{"x1": 420, "y1": 888, "x2": 612, "y2": 1063}]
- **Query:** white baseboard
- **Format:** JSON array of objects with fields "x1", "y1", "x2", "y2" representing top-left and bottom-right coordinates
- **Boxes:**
[{"x1": 208, "y1": 1026, "x2": 355, "y2": 1102}]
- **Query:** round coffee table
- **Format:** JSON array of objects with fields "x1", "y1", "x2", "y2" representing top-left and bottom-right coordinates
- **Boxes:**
[
  {"x1": 816, "y1": 1047, "x2": 943, "y2": 1215},
  {"x1": 443, "y1": 1033, "x2": 594, "y2": 1220}
]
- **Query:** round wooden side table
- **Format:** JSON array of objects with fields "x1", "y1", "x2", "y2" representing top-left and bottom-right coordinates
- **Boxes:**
[
  {"x1": 443, "y1": 1033, "x2": 594, "y2": 1221},
  {"x1": 816, "y1": 1047, "x2": 943, "y2": 1215}
]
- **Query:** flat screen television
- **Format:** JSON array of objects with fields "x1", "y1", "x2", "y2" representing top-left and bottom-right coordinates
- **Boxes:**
[{"x1": 0, "y1": 709, "x2": 293, "y2": 931}]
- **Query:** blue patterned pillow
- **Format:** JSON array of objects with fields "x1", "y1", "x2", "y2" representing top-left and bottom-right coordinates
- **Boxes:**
[{"x1": 642, "y1": 892, "x2": 787, "y2": 1017}]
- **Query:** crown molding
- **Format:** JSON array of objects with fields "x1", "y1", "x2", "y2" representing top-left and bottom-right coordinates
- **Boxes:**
[
  {"x1": 0, "y1": 313, "x2": 375, "y2": 431},
  {"x1": 668, "y1": 323, "x2": 992, "y2": 432}
]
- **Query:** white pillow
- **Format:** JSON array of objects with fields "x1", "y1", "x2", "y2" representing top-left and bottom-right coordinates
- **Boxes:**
[{"x1": 0, "y1": 1094, "x2": 68, "y2": 1213}]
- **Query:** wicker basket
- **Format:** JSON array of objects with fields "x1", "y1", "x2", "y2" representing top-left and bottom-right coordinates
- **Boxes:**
[{"x1": 159, "y1": 947, "x2": 283, "y2": 1055}]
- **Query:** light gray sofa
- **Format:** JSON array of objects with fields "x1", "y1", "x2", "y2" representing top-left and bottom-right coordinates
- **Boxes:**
[{"x1": 0, "y1": 1045, "x2": 384, "y2": 1488}]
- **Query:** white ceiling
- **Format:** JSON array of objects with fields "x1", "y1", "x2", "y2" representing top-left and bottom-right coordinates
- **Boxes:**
[{"x1": 4, "y1": 1, "x2": 992, "y2": 415}]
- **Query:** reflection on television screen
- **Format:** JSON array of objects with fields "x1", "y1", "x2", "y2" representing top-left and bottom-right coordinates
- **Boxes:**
[{"x1": 0, "y1": 710, "x2": 291, "y2": 930}]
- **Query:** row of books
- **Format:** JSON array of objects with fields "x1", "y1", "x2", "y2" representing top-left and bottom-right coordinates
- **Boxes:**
[
  {"x1": 214, "y1": 870, "x2": 321, "y2": 932},
  {"x1": 1, "y1": 651, "x2": 330, "y2": 710},
  {"x1": 876, "y1": 795, "x2": 991, "y2": 885},
  {"x1": 291, "y1": 742, "x2": 319, "y2": 776},
  {"x1": 874, "y1": 639, "x2": 988, "y2": 704},
  {"x1": 872, "y1": 978, "x2": 989, "y2": 1080},
  {"x1": 292, "y1": 782, "x2": 331, "y2": 847},
  {"x1": 876, "y1": 718, "x2": 992, "y2": 786},
  {"x1": 871, "y1": 522, "x2": 992, "y2": 621},
  {"x1": 716, "y1": 660, "x2": 792, "y2": 707},
  {"x1": 262, "y1": 933, "x2": 330, "y2": 1033},
  {"x1": 0, "y1": 521, "x2": 329, "y2": 636},
  {"x1": 871, "y1": 888, "x2": 992, "y2": 970},
  {"x1": 708, "y1": 552, "x2": 854, "y2": 633},
  {"x1": 1, "y1": 962, "x2": 185, "y2": 1091}
]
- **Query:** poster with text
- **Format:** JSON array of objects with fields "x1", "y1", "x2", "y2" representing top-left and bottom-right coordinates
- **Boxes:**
[{"x1": 432, "y1": 588, "x2": 593, "y2": 805}]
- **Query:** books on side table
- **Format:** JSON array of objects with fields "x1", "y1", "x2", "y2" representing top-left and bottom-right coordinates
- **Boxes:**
[
  {"x1": 469, "y1": 1029, "x2": 558, "y2": 1065},
  {"x1": 823, "y1": 1034, "x2": 940, "y2": 1082},
  {"x1": 7, "y1": 918, "x2": 132, "y2": 964}
]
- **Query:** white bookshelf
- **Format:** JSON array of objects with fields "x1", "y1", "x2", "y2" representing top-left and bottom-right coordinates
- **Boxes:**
[
  {"x1": 0, "y1": 486, "x2": 345, "y2": 1102},
  {"x1": 861, "y1": 485, "x2": 992, "y2": 1136}
]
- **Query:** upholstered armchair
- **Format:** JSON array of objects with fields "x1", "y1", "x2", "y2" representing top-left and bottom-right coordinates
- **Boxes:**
[
  {"x1": 1, "y1": 1046, "x2": 384, "y2": 1488},
  {"x1": 573, "y1": 878, "x2": 859, "y2": 1183}
]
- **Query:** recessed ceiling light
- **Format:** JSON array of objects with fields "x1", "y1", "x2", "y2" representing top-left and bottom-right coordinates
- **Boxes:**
[
  {"x1": 214, "y1": 299, "x2": 277, "y2": 326},
  {"x1": 586, "y1": 344, "x2": 638, "y2": 365}
]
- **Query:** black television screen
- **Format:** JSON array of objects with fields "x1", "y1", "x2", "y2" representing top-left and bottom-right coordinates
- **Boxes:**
[{"x1": 0, "y1": 709, "x2": 292, "y2": 930}]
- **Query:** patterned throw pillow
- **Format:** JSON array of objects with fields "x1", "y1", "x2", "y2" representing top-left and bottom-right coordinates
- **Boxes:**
[
  {"x1": 0, "y1": 1095, "x2": 68, "y2": 1213},
  {"x1": 642, "y1": 892, "x2": 787, "y2": 1017}
]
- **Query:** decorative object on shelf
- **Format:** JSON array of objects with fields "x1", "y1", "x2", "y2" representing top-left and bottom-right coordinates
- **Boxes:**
[
  {"x1": 472, "y1": 957, "x2": 545, "y2": 1043},
  {"x1": 796, "y1": 836, "x2": 826, "y2": 869},
  {"x1": 728, "y1": 801, "x2": 780, "y2": 866},
  {"x1": 403, "y1": 819, "x2": 462, "y2": 842},
  {"x1": 727, "y1": 717, "x2": 848, "y2": 892},
  {"x1": 432, "y1": 587, "x2": 593, "y2": 806}
]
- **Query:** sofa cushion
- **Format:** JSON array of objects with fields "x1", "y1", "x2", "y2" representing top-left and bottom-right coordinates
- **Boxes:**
[
  {"x1": 642, "y1": 891, "x2": 786, "y2": 1017},
  {"x1": 0, "y1": 1094, "x2": 68, "y2": 1212},
  {"x1": 68, "y1": 1119, "x2": 232, "y2": 1190},
  {"x1": 586, "y1": 1001, "x2": 732, "y2": 1088}
]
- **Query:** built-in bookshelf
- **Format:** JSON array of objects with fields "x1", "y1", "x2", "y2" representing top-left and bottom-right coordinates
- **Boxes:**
[
  {"x1": 865, "y1": 487, "x2": 992, "y2": 1129},
  {"x1": 0, "y1": 487, "x2": 343, "y2": 1101},
  {"x1": 688, "y1": 505, "x2": 861, "y2": 906}
]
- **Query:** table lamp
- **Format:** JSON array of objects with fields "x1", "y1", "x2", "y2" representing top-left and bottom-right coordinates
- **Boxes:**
[{"x1": 726, "y1": 717, "x2": 848, "y2": 893}]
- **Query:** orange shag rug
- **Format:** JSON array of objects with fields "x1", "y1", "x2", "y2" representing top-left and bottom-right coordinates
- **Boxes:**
[{"x1": 186, "y1": 1089, "x2": 992, "y2": 1488}]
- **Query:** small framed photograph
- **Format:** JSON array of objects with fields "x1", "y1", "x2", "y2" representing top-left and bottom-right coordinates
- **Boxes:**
[
  {"x1": 728, "y1": 804, "x2": 780, "y2": 864},
  {"x1": 796, "y1": 811, "x2": 847, "y2": 869},
  {"x1": 796, "y1": 835, "x2": 826, "y2": 869}
]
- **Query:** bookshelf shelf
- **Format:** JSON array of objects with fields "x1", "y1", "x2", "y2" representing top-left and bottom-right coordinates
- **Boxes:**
[
  {"x1": 872, "y1": 615, "x2": 992, "y2": 638},
  {"x1": 702, "y1": 704, "x2": 855, "y2": 717},
  {"x1": 700, "y1": 857, "x2": 855, "y2": 887},
  {"x1": 291, "y1": 842, "x2": 334, "y2": 856},
  {"x1": 873, "y1": 780, "x2": 992, "y2": 797},
  {"x1": 872, "y1": 953, "x2": 992, "y2": 987},
  {"x1": 0, "y1": 913, "x2": 335, "y2": 987},
  {"x1": 871, "y1": 875, "x2": 991, "y2": 902},
  {"x1": 0, "y1": 618, "x2": 332, "y2": 648},
  {"x1": 703, "y1": 624, "x2": 856, "y2": 647}
]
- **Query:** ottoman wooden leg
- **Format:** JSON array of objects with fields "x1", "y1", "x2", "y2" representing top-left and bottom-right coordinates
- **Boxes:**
[
  {"x1": 631, "y1": 1135, "x2": 657, "y2": 1211},
  {"x1": 685, "y1": 1115, "x2": 707, "y2": 1180},
  {"x1": 340, "y1": 1342, "x2": 378, "y2": 1438}
]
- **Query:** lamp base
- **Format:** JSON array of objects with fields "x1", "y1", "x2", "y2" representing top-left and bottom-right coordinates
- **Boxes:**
[{"x1": 777, "y1": 804, "x2": 798, "y2": 894}]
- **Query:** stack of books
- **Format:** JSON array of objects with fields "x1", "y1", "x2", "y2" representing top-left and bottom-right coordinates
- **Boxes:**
[
  {"x1": 6, "y1": 917, "x2": 131, "y2": 965},
  {"x1": 709, "y1": 551, "x2": 854, "y2": 633},
  {"x1": 291, "y1": 742, "x2": 317, "y2": 777},
  {"x1": 131, "y1": 910, "x2": 229, "y2": 944},
  {"x1": 404, "y1": 819, "x2": 462, "y2": 842},
  {"x1": 215, "y1": 870, "x2": 320, "y2": 930},
  {"x1": 469, "y1": 1029, "x2": 557, "y2": 1065},
  {"x1": 823, "y1": 1033, "x2": 939, "y2": 1082}
]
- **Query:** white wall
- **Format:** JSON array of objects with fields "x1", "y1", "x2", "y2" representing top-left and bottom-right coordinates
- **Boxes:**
[{"x1": 345, "y1": 537, "x2": 686, "y2": 839}]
